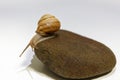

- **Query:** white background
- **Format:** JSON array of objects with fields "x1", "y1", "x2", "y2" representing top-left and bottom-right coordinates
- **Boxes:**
[{"x1": 0, "y1": 0, "x2": 120, "y2": 80}]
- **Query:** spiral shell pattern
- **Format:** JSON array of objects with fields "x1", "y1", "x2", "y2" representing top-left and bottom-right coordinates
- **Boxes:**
[{"x1": 36, "y1": 14, "x2": 61, "y2": 36}]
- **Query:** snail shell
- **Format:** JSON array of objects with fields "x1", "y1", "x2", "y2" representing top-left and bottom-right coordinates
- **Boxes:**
[{"x1": 36, "y1": 14, "x2": 61, "y2": 36}]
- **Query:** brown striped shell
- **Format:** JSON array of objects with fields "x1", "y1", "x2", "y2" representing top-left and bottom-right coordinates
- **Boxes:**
[{"x1": 36, "y1": 14, "x2": 61, "y2": 36}]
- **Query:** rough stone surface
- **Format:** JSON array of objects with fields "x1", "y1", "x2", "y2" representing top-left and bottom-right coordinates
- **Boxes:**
[{"x1": 34, "y1": 30, "x2": 116, "y2": 79}]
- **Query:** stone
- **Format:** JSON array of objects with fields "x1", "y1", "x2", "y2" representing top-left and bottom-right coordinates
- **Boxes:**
[{"x1": 34, "y1": 30, "x2": 116, "y2": 79}]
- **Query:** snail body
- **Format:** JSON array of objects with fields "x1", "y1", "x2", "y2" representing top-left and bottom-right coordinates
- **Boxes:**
[{"x1": 20, "y1": 14, "x2": 60, "y2": 57}]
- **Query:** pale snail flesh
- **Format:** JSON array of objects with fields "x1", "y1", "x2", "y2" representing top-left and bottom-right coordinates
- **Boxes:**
[{"x1": 19, "y1": 14, "x2": 61, "y2": 57}]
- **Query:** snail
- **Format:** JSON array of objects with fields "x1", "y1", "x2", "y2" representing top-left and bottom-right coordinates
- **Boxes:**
[{"x1": 19, "y1": 14, "x2": 61, "y2": 57}]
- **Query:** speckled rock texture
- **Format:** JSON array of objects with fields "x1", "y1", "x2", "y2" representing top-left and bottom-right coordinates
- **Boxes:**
[{"x1": 34, "y1": 30, "x2": 116, "y2": 79}]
